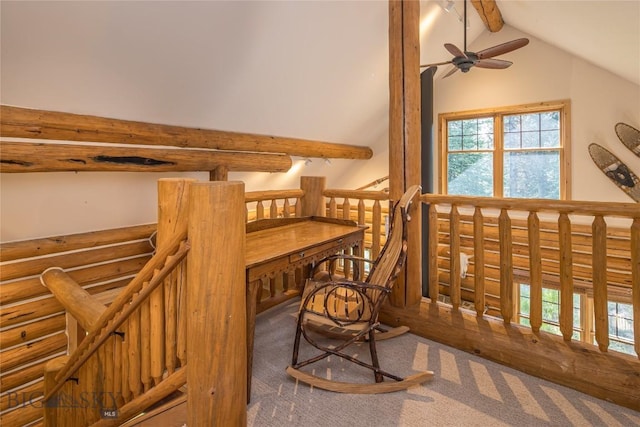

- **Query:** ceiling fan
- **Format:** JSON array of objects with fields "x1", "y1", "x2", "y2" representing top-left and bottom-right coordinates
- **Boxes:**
[{"x1": 421, "y1": 0, "x2": 529, "y2": 77}]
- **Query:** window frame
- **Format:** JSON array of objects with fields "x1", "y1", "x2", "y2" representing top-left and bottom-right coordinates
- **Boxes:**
[{"x1": 438, "y1": 100, "x2": 571, "y2": 199}]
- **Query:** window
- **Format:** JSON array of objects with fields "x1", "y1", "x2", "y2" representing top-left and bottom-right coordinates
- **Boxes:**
[
  {"x1": 607, "y1": 301, "x2": 635, "y2": 355},
  {"x1": 518, "y1": 283, "x2": 582, "y2": 340},
  {"x1": 517, "y1": 284, "x2": 636, "y2": 355},
  {"x1": 439, "y1": 100, "x2": 570, "y2": 199}
]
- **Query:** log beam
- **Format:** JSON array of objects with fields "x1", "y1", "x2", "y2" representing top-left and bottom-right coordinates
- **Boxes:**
[
  {"x1": 0, "y1": 141, "x2": 291, "y2": 173},
  {"x1": 0, "y1": 105, "x2": 373, "y2": 160},
  {"x1": 471, "y1": 0, "x2": 504, "y2": 32}
]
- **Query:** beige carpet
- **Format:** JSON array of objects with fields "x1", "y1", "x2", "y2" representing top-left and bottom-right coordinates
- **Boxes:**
[{"x1": 249, "y1": 299, "x2": 640, "y2": 427}]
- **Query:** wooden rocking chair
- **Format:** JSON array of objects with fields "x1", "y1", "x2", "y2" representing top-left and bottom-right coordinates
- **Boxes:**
[{"x1": 286, "y1": 185, "x2": 434, "y2": 393}]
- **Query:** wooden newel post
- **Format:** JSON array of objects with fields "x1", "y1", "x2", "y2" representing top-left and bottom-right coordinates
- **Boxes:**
[
  {"x1": 300, "y1": 176, "x2": 326, "y2": 216},
  {"x1": 43, "y1": 356, "x2": 69, "y2": 426},
  {"x1": 187, "y1": 181, "x2": 247, "y2": 426}
]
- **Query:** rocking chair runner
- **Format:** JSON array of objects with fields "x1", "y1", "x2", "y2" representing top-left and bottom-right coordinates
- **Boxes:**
[{"x1": 286, "y1": 185, "x2": 434, "y2": 393}]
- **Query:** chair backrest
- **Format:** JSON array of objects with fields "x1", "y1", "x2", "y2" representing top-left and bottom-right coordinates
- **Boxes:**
[{"x1": 365, "y1": 185, "x2": 421, "y2": 291}]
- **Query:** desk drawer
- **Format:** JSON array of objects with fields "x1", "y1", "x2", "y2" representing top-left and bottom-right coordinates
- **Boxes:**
[{"x1": 288, "y1": 233, "x2": 361, "y2": 264}]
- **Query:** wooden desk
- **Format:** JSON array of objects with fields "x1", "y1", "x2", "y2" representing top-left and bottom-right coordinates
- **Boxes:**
[{"x1": 244, "y1": 216, "x2": 366, "y2": 399}]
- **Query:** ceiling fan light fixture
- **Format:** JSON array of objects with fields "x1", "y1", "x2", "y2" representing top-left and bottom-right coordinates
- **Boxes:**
[{"x1": 443, "y1": 1, "x2": 455, "y2": 13}]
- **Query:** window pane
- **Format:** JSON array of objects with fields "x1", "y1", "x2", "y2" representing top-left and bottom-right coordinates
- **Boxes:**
[
  {"x1": 448, "y1": 153, "x2": 493, "y2": 196},
  {"x1": 504, "y1": 115, "x2": 520, "y2": 132},
  {"x1": 521, "y1": 114, "x2": 540, "y2": 131},
  {"x1": 522, "y1": 131, "x2": 540, "y2": 148},
  {"x1": 540, "y1": 111, "x2": 560, "y2": 130},
  {"x1": 463, "y1": 120, "x2": 477, "y2": 135},
  {"x1": 478, "y1": 117, "x2": 493, "y2": 132},
  {"x1": 448, "y1": 121, "x2": 462, "y2": 136},
  {"x1": 478, "y1": 133, "x2": 494, "y2": 149},
  {"x1": 449, "y1": 136, "x2": 463, "y2": 151},
  {"x1": 504, "y1": 151, "x2": 560, "y2": 199},
  {"x1": 504, "y1": 132, "x2": 520, "y2": 149},
  {"x1": 462, "y1": 135, "x2": 478, "y2": 151},
  {"x1": 541, "y1": 129, "x2": 560, "y2": 148}
]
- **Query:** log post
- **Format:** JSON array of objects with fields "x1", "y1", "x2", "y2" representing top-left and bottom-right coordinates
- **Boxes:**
[
  {"x1": 40, "y1": 268, "x2": 106, "y2": 332},
  {"x1": 43, "y1": 356, "x2": 69, "y2": 427},
  {"x1": 187, "y1": 181, "x2": 247, "y2": 426},
  {"x1": 300, "y1": 176, "x2": 326, "y2": 216},
  {"x1": 210, "y1": 166, "x2": 229, "y2": 181},
  {"x1": 388, "y1": 0, "x2": 422, "y2": 308}
]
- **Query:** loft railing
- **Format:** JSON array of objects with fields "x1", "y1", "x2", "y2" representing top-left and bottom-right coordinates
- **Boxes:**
[{"x1": 423, "y1": 194, "x2": 639, "y2": 359}]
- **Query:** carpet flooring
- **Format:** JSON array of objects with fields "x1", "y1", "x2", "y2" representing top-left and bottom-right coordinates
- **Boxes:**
[{"x1": 248, "y1": 299, "x2": 640, "y2": 427}]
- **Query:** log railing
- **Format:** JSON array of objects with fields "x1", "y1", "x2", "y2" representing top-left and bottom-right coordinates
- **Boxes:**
[
  {"x1": 245, "y1": 189, "x2": 304, "y2": 222},
  {"x1": 40, "y1": 180, "x2": 248, "y2": 426},
  {"x1": 423, "y1": 194, "x2": 639, "y2": 358},
  {"x1": 41, "y1": 232, "x2": 190, "y2": 426}
]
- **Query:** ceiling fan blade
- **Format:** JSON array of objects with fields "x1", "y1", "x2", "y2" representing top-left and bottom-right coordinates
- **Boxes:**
[
  {"x1": 444, "y1": 43, "x2": 466, "y2": 58},
  {"x1": 474, "y1": 58, "x2": 513, "y2": 69},
  {"x1": 443, "y1": 66, "x2": 460, "y2": 78},
  {"x1": 476, "y1": 38, "x2": 529, "y2": 59},
  {"x1": 420, "y1": 60, "x2": 453, "y2": 68}
]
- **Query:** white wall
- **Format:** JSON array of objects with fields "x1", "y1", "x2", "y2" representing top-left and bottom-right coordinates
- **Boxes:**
[
  {"x1": 432, "y1": 25, "x2": 640, "y2": 203},
  {"x1": 0, "y1": 1, "x2": 390, "y2": 242}
]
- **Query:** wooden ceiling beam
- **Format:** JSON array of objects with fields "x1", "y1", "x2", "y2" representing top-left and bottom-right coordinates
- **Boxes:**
[
  {"x1": 0, "y1": 141, "x2": 292, "y2": 173},
  {"x1": 470, "y1": 0, "x2": 504, "y2": 32},
  {"x1": 0, "y1": 105, "x2": 373, "y2": 160}
]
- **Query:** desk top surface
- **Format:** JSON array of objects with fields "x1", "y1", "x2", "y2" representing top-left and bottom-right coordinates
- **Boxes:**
[{"x1": 245, "y1": 217, "x2": 365, "y2": 268}]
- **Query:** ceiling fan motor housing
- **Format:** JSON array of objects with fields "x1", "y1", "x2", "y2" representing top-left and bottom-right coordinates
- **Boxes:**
[{"x1": 453, "y1": 53, "x2": 478, "y2": 72}]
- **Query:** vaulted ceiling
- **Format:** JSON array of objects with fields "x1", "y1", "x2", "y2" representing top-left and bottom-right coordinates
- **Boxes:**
[{"x1": 422, "y1": 0, "x2": 639, "y2": 85}]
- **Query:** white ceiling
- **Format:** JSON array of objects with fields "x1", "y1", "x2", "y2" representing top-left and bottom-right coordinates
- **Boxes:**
[
  {"x1": 421, "y1": 0, "x2": 640, "y2": 85},
  {"x1": 1, "y1": 0, "x2": 638, "y2": 145}
]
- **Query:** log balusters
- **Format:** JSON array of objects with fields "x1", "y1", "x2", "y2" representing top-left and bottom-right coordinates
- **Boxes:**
[
  {"x1": 473, "y1": 207, "x2": 486, "y2": 317},
  {"x1": 527, "y1": 211, "x2": 543, "y2": 333},
  {"x1": 558, "y1": 212, "x2": 574, "y2": 341},
  {"x1": 323, "y1": 189, "x2": 389, "y2": 279},
  {"x1": 498, "y1": 208, "x2": 514, "y2": 325},
  {"x1": 157, "y1": 178, "x2": 194, "y2": 380},
  {"x1": 245, "y1": 189, "x2": 304, "y2": 222},
  {"x1": 449, "y1": 205, "x2": 461, "y2": 310},
  {"x1": 422, "y1": 194, "x2": 639, "y2": 359},
  {"x1": 592, "y1": 215, "x2": 608, "y2": 351}
]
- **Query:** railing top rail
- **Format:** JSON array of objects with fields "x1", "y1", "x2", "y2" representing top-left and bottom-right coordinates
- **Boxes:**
[
  {"x1": 422, "y1": 194, "x2": 640, "y2": 218},
  {"x1": 323, "y1": 189, "x2": 389, "y2": 201},
  {"x1": 244, "y1": 189, "x2": 304, "y2": 202}
]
